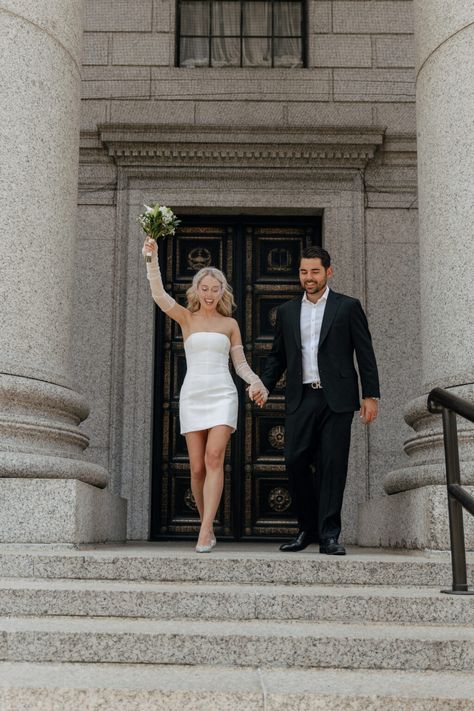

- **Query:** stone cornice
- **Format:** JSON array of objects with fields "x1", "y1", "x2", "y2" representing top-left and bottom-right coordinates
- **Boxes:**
[
  {"x1": 97, "y1": 124, "x2": 386, "y2": 170},
  {"x1": 378, "y1": 133, "x2": 417, "y2": 166}
]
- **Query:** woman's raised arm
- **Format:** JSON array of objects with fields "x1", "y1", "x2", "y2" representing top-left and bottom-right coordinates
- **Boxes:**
[{"x1": 143, "y1": 238, "x2": 189, "y2": 327}]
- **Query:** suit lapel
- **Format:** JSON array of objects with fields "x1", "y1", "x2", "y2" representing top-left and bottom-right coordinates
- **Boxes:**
[
  {"x1": 318, "y1": 290, "x2": 341, "y2": 348},
  {"x1": 289, "y1": 297, "x2": 302, "y2": 350}
]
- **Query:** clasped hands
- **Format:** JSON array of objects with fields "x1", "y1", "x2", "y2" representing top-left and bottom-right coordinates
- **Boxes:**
[{"x1": 248, "y1": 382, "x2": 268, "y2": 408}]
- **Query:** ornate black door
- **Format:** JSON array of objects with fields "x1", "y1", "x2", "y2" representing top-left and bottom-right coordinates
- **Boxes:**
[{"x1": 150, "y1": 216, "x2": 322, "y2": 540}]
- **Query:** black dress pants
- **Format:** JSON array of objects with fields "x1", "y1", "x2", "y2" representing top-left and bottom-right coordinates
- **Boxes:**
[{"x1": 284, "y1": 388, "x2": 354, "y2": 541}]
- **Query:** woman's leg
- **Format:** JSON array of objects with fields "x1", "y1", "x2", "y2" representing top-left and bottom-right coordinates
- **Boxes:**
[
  {"x1": 185, "y1": 430, "x2": 208, "y2": 522},
  {"x1": 198, "y1": 425, "x2": 232, "y2": 545}
]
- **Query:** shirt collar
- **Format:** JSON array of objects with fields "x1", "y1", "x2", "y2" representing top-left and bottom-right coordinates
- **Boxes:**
[{"x1": 302, "y1": 285, "x2": 330, "y2": 304}]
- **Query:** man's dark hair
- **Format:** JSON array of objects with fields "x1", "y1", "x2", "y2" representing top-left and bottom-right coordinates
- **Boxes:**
[{"x1": 300, "y1": 246, "x2": 331, "y2": 269}]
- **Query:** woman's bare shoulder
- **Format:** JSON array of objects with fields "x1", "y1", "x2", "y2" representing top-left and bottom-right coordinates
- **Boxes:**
[
  {"x1": 227, "y1": 317, "x2": 242, "y2": 345},
  {"x1": 226, "y1": 316, "x2": 240, "y2": 332}
]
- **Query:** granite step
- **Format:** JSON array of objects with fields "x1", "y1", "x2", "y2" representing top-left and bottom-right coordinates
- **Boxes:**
[
  {"x1": 1, "y1": 543, "x2": 472, "y2": 587},
  {"x1": 1, "y1": 616, "x2": 473, "y2": 671},
  {"x1": 1, "y1": 662, "x2": 474, "y2": 710},
  {"x1": 1, "y1": 578, "x2": 473, "y2": 625}
]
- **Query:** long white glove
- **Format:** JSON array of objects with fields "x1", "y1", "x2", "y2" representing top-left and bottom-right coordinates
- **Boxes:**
[
  {"x1": 230, "y1": 345, "x2": 268, "y2": 403},
  {"x1": 143, "y1": 252, "x2": 176, "y2": 313}
]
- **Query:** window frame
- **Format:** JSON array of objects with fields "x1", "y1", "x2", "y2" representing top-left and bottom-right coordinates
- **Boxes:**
[{"x1": 175, "y1": 0, "x2": 308, "y2": 69}]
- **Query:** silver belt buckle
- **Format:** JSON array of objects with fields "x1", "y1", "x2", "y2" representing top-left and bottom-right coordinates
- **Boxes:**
[{"x1": 311, "y1": 380, "x2": 322, "y2": 389}]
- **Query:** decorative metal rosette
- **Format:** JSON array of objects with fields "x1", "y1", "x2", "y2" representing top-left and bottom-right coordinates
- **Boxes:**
[
  {"x1": 268, "y1": 425, "x2": 285, "y2": 449},
  {"x1": 268, "y1": 487, "x2": 292, "y2": 512}
]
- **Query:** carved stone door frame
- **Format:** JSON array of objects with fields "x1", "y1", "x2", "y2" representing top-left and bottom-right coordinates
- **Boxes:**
[{"x1": 102, "y1": 124, "x2": 385, "y2": 540}]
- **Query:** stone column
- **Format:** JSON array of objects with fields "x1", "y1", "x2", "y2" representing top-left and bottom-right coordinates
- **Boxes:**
[
  {"x1": 359, "y1": 1, "x2": 474, "y2": 549},
  {"x1": 0, "y1": 1, "x2": 126, "y2": 543}
]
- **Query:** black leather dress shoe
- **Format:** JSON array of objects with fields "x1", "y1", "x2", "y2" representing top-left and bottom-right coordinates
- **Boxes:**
[
  {"x1": 279, "y1": 531, "x2": 318, "y2": 552},
  {"x1": 319, "y1": 538, "x2": 346, "y2": 555}
]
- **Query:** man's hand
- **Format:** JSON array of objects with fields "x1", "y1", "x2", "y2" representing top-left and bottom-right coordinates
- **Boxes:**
[{"x1": 359, "y1": 398, "x2": 378, "y2": 424}]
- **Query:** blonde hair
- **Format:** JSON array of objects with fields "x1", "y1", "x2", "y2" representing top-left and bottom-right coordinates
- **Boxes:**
[{"x1": 186, "y1": 267, "x2": 236, "y2": 317}]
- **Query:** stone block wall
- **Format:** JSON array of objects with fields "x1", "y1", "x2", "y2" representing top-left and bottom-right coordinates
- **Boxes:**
[
  {"x1": 76, "y1": 0, "x2": 421, "y2": 536},
  {"x1": 80, "y1": 0, "x2": 416, "y2": 133}
]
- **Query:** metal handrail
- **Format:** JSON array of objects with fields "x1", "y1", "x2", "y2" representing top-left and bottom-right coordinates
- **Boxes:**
[
  {"x1": 428, "y1": 387, "x2": 474, "y2": 423},
  {"x1": 428, "y1": 387, "x2": 474, "y2": 595}
]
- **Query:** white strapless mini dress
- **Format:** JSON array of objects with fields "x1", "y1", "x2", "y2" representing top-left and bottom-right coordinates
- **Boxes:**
[{"x1": 179, "y1": 331, "x2": 238, "y2": 435}]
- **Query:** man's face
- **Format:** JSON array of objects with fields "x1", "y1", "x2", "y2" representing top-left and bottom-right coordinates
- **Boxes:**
[{"x1": 299, "y1": 257, "x2": 333, "y2": 296}]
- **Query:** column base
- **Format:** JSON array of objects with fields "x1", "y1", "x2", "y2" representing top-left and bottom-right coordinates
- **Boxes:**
[
  {"x1": 358, "y1": 485, "x2": 474, "y2": 550},
  {"x1": 0, "y1": 479, "x2": 127, "y2": 544}
]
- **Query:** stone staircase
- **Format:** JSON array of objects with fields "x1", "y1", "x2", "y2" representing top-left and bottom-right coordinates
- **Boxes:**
[{"x1": 0, "y1": 542, "x2": 473, "y2": 709}]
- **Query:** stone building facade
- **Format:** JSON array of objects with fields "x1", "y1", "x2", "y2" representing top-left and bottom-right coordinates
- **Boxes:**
[{"x1": 1, "y1": 0, "x2": 473, "y2": 548}]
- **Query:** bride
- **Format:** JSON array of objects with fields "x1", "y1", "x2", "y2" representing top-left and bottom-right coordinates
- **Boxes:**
[{"x1": 143, "y1": 238, "x2": 268, "y2": 552}]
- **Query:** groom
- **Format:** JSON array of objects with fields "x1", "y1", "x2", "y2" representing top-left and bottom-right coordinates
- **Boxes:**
[{"x1": 260, "y1": 246, "x2": 380, "y2": 555}]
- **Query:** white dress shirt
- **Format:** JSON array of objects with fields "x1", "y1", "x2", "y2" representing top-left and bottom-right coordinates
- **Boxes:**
[{"x1": 300, "y1": 286, "x2": 330, "y2": 384}]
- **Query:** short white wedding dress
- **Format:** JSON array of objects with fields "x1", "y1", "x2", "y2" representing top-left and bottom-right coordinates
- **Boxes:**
[
  {"x1": 144, "y1": 251, "x2": 266, "y2": 435},
  {"x1": 180, "y1": 331, "x2": 238, "y2": 435}
]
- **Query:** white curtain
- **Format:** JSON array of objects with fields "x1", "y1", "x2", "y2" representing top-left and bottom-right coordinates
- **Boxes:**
[
  {"x1": 242, "y1": 2, "x2": 272, "y2": 67},
  {"x1": 180, "y1": 0, "x2": 302, "y2": 68},
  {"x1": 212, "y1": 2, "x2": 240, "y2": 67},
  {"x1": 273, "y1": 2, "x2": 302, "y2": 67},
  {"x1": 180, "y1": 1, "x2": 210, "y2": 67}
]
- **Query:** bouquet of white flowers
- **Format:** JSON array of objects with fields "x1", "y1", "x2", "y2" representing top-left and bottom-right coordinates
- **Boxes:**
[{"x1": 138, "y1": 204, "x2": 181, "y2": 262}]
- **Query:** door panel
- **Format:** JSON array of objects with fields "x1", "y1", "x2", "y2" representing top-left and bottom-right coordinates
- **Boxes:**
[
  {"x1": 150, "y1": 216, "x2": 322, "y2": 540},
  {"x1": 243, "y1": 223, "x2": 315, "y2": 537}
]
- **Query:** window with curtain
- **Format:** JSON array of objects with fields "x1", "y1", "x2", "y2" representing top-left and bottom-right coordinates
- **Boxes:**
[{"x1": 178, "y1": 1, "x2": 305, "y2": 68}]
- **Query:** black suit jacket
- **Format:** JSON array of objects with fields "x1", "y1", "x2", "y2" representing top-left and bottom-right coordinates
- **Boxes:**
[{"x1": 261, "y1": 290, "x2": 380, "y2": 414}]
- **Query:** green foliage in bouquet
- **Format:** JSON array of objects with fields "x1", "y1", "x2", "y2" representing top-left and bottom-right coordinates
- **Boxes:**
[{"x1": 138, "y1": 204, "x2": 181, "y2": 262}]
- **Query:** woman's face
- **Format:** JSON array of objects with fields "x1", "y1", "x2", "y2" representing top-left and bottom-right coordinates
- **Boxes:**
[{"x1": 197, "y1": 275, "x2": 222, "y2": 311}]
